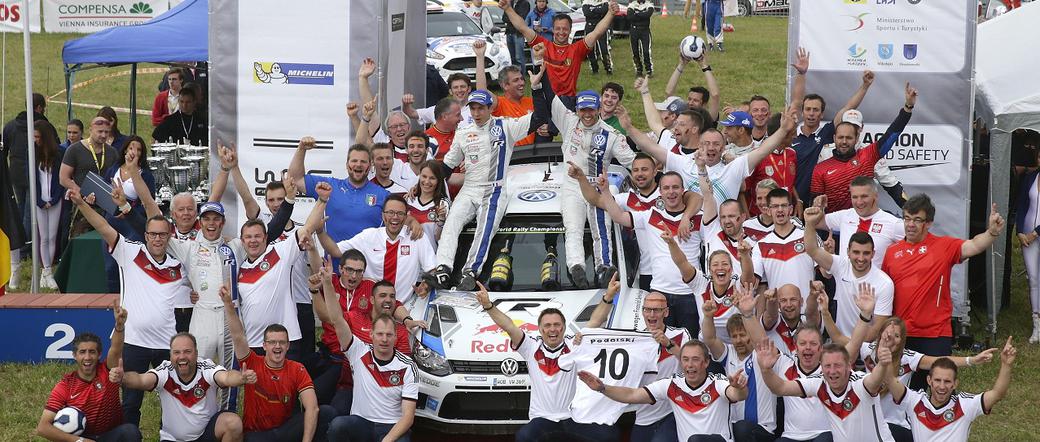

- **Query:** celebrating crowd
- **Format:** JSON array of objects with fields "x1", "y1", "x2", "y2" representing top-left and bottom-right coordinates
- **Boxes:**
[{"x1": 18, "y1": 1, "x2": 1028, "y2": 441}]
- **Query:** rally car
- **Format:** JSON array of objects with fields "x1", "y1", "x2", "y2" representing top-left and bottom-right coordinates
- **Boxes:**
[
  {"x1": 735, "y1": 0, "x2": 789, "y2": 16},
  {"x1": 410, "y1": 148, "x2": 650, "y2": 433},
  {"x1": 427, "y1": 9, "x2": 514, "y2": 83}
]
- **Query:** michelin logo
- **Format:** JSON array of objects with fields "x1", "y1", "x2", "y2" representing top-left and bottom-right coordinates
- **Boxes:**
[{"x1": 253, "y1": 62, "x2": 335, "y2": 85}]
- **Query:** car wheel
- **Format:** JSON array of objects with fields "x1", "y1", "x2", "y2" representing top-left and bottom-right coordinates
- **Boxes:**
[{"x1": 738, "y1": 0, "x2": 752, "y2": 16}]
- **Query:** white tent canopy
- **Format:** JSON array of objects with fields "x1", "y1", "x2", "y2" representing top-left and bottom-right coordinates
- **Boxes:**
[{"x1": 975, "y1": 1, "x2": 1040, "y2": 337}]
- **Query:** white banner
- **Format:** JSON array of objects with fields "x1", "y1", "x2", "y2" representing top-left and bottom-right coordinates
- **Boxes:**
[
  {"x1": 43, "y1": 0, "x2": 169, "y2": 33},
  {"x1": 0, "y1": 0, "x2": 41, "y2": 33}
]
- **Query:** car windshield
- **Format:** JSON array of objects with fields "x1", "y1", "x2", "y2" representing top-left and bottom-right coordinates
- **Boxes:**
[
  {"x1": 452, "y1": 216, "x2": 605, "y2": 291},
  {"x1": 428, "y1": 12, "x2": 484, "y2": 37}
]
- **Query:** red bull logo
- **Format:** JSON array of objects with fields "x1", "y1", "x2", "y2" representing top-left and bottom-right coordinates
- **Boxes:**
[{"x1": 471, "y1": 320, "x2": 540, "y2": 353}]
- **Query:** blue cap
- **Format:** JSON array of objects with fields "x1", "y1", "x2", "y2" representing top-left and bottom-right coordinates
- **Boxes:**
[
  {"x1": 721, "y1": 111, "x2": 754, "y2": 128},
  {"x1": 199, "y1": 202, "x2": 225, "y2": 217},
  {"x1": 575, "y1": 90, "x2": 601, "y2": 110},
  {"x1": 467, "y1": 89, "x2": 494, "y2": 106}
]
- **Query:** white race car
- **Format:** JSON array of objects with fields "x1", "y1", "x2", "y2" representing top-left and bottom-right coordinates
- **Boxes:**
[
  {"x1": 410, "y1": 149, "x2": 649, "y2": 433},
  {"x1": 427, "y1": 10, "x2": 513, "y2": 84}
]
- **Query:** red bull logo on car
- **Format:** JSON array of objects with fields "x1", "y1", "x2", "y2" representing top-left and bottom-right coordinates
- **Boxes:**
[{"x1": 471, "y1": 320, "x2": 539, "y2": 352}]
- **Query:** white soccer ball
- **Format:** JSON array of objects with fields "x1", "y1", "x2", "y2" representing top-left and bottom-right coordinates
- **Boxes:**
[
  {"x1": 52, "y1": 407, "x2": 86, "y2": 435},
  {"x1": 680, "y1": 35, "x2": 706, "y2": 61}
]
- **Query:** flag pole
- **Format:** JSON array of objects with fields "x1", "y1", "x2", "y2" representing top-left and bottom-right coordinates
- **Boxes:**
[{"x1": 22, "y1": 0, "x2": 38, "y2": 293}]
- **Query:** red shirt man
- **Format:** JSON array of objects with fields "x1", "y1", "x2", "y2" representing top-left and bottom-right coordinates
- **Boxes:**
[
  {"x1": 240, "y1": 351, "x2": 314, "y2": 432},
  {"x1": 747, "y1": 146, "x2": 797, "y2": 217}
]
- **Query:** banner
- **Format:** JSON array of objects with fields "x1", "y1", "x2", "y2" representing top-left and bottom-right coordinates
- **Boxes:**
[
  {"x1": 43, "y1": 0, "x2": 168, "y2": 33},
  {"x1": 0, "y1": 0, "x2": 41, "y2": 33},
  {"x1": 209, "y1": 0, "x2": 427, "y2": 226},
  {"x1": 790, "y1": 0, "x2": 975, "y2": 319}
]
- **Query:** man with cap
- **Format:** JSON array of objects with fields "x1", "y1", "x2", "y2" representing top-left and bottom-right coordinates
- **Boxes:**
[
  {"x1": 637, "y1": 76, "x2": 692, "y2": 154},
  {"x1": 720, "y1": 110, "x2": 758, "y2": 159},
  {"x1": 431, "y1": 89, "x2": 538, "y2": 291},
  {"x1": 534, "y1": 68, "x2": 636, "y2": 288},
  {"x1": 819, "y1": 109, "x2": 910, "y2": 207}
]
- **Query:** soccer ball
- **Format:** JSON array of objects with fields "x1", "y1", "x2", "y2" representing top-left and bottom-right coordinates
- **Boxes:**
[
  {"x1": 52, "y1": 407, "x2": 86, "y2": 435},
  {"x1": 680, "y1": 35, "x2": 706, "y2": 61}
]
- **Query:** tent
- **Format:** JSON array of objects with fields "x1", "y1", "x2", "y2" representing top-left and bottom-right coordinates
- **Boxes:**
[
  {"x1": 975, "y1": 2, "x2": 1040, "y2": 338},
  {"x1": 60, "y1": 0, "x2": 208, "y2": 133}
]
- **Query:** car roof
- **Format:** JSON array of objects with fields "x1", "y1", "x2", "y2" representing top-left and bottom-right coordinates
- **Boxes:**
[{"x1": 502, "y1": 144, "x2": 630, "y2": 216}]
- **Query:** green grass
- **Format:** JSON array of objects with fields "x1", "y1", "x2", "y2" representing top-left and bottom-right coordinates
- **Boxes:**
[{"x1": 3, "y1": 15, "x2": 1038, "y2": 442}]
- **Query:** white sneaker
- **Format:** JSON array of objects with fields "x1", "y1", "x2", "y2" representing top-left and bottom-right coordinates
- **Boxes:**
[
  {"x1": 7, "y1": 263, "x2": 19, "y2": 291},
  {"x1": 41, "y1": 268, "x2": 57, "y2": 290},
  {"x1": 1030, "y1": 315, "x2": 1040, "y2": 344}
]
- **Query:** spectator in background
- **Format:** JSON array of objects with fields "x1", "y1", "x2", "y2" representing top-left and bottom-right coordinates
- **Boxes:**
[
  {"x1": 97, "y1": 106, "x2": 129, "y2": 152},
  {"x1": 105, "y1": 136, "x2": 156, "y2": 242},
  {"x1": 1015, "y1": 147, "x2": 1040, "y2": 343},
  {"x1": 152, "y1": 82, "x2": 208, "y2": 146},
  {"x1": 506, "y1": 0, "x2": 531, "y2": 72},
  {"x1": 152, "y1": 67, "x2": 186, "y2": 126},
  {"x1": 59, "y1": 119, "x2": 83, "y2": 154},
  {"x1": 33, "y1": 120, "x2": 65, "y2": 290},
  {"x1": 60, "y1": 117, "x2": 118, "y2": 238},
  {"x1": 525, "y1": 0, "x2": 556, "y2": 41},
  {"x1": 582, "y1": 0, "x2": 615, "y2": 74},
  {"x1": 627, "y1": 0, "x2": 654, "y2": 77},
  {"x1": 2, "y1": 92, "x2": 48, "y2": 258}
]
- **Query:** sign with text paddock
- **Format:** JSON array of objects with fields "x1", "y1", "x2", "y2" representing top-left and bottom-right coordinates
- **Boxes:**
[
  {"x1": 790, "y1": 0, "x2": 975, "y2": 318},
  {"x1": 0, "y1": 0, "x2": 41, "y2": 33},
  {"x1": 43, "y1": 0, "x2": 169, "y2": 33}
]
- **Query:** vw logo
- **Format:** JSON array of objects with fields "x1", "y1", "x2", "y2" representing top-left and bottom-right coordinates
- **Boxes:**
[
  {"x1": 500, "y1": 358, "x2": 519, "y2": 377},
  {"x1": 518, "y1": 190, "x2": 557, "y2": 202}
]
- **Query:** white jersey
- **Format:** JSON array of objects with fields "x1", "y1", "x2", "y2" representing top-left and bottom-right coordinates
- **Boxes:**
[
  {"x1": 860, "y1": 342, "x2": 924, "y2": 428},
  {"x1": 559, "y1": 328, "x2": 660, "y2": 425},
  {"x1": 742, "y1": 216, "x2": 775, "y2": 242},
  {"x1": 635, "y1": 326, "x2": 692, "y2": 425},
  {"x1": 336, "y1": 226, "x2": 436, "y2": 306},
  {"x1": 390, "y1": 159, "x2": 421, "y2": 192},
  {"x1": 167, "y1": 236, "x2": 246, "y2": 308},
  {"x1": 830, "y1": 256, "x2": 894, "y2": 337},
  {"x1": 343, "y1": 337, "x2": 419, "y2": 424},
  {"x1": 614, "y1": 188, "x2": 662, "y2": 275},
  {"x1": 765, "y1": 317, "x2": 803, "y2": 358},
  {"x1": 701, "y1": 214, "x2": 755, "y2": 279},
  {"x1": 719, "y1": 344, "x2": 776, "y2": 432},
  {"x1": 897, "y1": 389, "x2": 988, "y2": 442},
  {"x1": 631, "y1": 208, "x2": 702, "y2": 295},
  {"x1": 796, "y1": 373, "x2": 895, "y2": 442},
  {"x1": 149, "y1": 359, "x2": 225, "y2": 442},
  {"x1": 111, "y1": 235, "x2": 186, "y2": 349},
  {"x1": 259, "y1": 212, "x2": 313, "y2": 305},
  {"x1": 689, "y1": 274, "x2": 740, "y2": 343},
  {"x1": 725, "y1": 141, "x2": 760, "y2": 160},
  {"x1": 644, "y1": 373, "x2": 737, "y2": 442},
  {"x1": 417, "y1": 103, "x2": 474, "y2": 129},
  {"x1": 773, "y1": 355, "x2": 830, "y2": 441},
  {"x1": 652, "y1": 128, "x2": 677, "y2": 151},
  {"x1": 238, "y1": 233, "x2": 305, "y2": 347},
  {"x1": 170, "y1": 227, "x2": 199, "y2": 308},
  {"x1": 514, "y1": 334, "x2": 576, "y2": 422},
  {"x1": 406, "y1": 195, "x2": 450, "y2": 249},
  {"x1": 824, "y1": 208, "x2": 905, "y2": 267},
  {"x1": 751, "y1": 225, "x2": 817, "y2": 306},
  {"x1": 667, "y1": 153, "x2": 751, "y2": 207}
]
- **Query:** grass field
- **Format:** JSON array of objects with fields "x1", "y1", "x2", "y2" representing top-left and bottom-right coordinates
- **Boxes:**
[{"x1": 3, "y1": 14, "x2": 1038, "y2": 442}]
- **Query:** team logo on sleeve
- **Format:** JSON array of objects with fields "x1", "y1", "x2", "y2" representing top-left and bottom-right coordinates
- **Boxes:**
[{"x1": 366, "y1": 194, "x2": 377, "y2": 206}]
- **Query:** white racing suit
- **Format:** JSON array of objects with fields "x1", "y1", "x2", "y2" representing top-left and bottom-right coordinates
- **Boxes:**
[
  {"x1": 550, "y1": 96, "x2": 636, "y2": 270},
  {"x1": 438, "y1": 114, "x2": 533, "y2": 273},
  {"x1": 166, "y1": 236, "x2": 245, "y2": 409}
]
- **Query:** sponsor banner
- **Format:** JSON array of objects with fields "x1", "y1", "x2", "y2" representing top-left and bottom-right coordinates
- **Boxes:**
[
  {"x1": 0, "y1": 0, "x2": 41, "y2": 33},
  {"x1": 791, "y1": 0, "x2": 975, "y2": 317},
  {"x1": 252, "y1": 62, "x2": 335, "y2": 86},
  {"x1": 43, "y1": 0, "x2": 168, "y2": 33}
]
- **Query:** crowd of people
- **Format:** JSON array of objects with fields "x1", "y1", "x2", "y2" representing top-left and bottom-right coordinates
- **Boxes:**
[{"x1": 5, "y1": 1, "x2": 1029, "y2": 441}]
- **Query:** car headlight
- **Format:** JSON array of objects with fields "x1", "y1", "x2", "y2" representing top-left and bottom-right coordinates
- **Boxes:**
[
  {"x1": 413, "y1": 341, "x2": 452, "y2": 376},
  {"x1": 427, "y1": 49, "x2": 445, "y2": 60}
]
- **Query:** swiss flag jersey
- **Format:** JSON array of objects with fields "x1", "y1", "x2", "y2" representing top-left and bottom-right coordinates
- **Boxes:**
[
  {"x1": 881, "y1": 233, "x2": 965, "y2": 338},
  {"x1": 515, "y1": 334, "x2": 575, "y2": 422},
  {"x1": 645, "y1": 374, "x2": 736, "y2": 442},
  {"x1": 895, "y1": 389, "x2": 987, "y2": 441}
]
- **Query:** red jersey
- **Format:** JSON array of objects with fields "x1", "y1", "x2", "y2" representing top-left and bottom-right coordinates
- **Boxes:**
[
  {"x1": 746, "y1": 147, "x2": 797, "y2": 217},
  {"x1": 810, "y1": 145, "x2": 882, "y2": 212},
  {"x1": 426, "y1": 125, "x2": 455, "y2": 160},
  {"x1": 493, "y1": 95, "x2": 535, "y2": 146},
  {"x1": 45, "y1": 361, "x2": 124, "y2": 436},
  {"x1": 881, "y1": 233, "x2": 965, "y2": 338},
  {"x1": 240, "y1": 351, "x2": 314, "y2": 432},
  {"x1": 531, "y1": 35, "x2": 589, "y2": 97},
  {"x1": 320, "y1": 277, "x2": 375, "y2": 360}
]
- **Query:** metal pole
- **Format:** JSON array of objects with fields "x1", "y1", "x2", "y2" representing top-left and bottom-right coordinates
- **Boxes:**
[
  {"x1": 129, "y1": 63, "x2": 138, "y2": 135},
  {"x1": 22, "y1": 0, "x2": 38, "y2": 293}
]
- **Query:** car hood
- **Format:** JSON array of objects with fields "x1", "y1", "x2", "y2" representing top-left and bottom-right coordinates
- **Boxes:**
[
  {"x1": 427, "y1": 35, "x2": 488, "y2": 55},
  {"x1": 417, "y1": 289, "x2": 601, "y2": 361}
]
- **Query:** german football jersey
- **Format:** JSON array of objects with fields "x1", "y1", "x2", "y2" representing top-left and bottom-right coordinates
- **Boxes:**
[
  {"x1": 751, "y1": 225, "x2": 816, "y2": 305},
  {"x1": 240, "y1": 351, "x2": 314, "y2": 432},
  {"x1": 668, "y1": 153, "x2": 751, "y2": 208},
  {"x1": 630, "y1": 208, "x2": 702, "y2": 295},
  {"x1": 896, "y1": 389, "x2": 988, "y2": 442},
  {"x1": 614, "y1": 187, "x2": 662, "y2": 275},
  {"x1": 111, "y1": 234, "x2": 186, "y2": 349},
  {"x1": 45, "y1": 361, "x2": 123, "y2": 436},
  {"x1": 644, "y1": 373, "x2": 738, "y2": 442},
  {"x1": 258, "y1": 213, "x2": 311, "y2": 305},
  {"x1": 742, "y1": 216, "x2": 775, "y2": 242},
  {"x1": 719, "y1": 344, "x2": 777, "y2": 432},
  {"x1": 559, "y1": 328, "x2": 659, "y2": 425},
  {"x1": 336, "y1": 226, "x2": 436, "y2": 306},
  {"x1": 238, "y1": 233, "x2": 305, "y2": 347},
  {"x1": 407, "y1": 195, "x2": 451, "y2": 248},
  {"x1": 765, "y1": 316, "x2": 804, "y2": 357},
  {"x1": 810, "y1": 145, "x2": 883, "y2": 212},
  {"x1": 796, "y1": 372, "x2": 895, "y2": 442},
  {"x1": 824, "y1": 208, "x2": 905, "y2": 267},
  {"x1": 860, "y1": 342, "x2": 924, "y2": 428},
  {"x1": 689, "y1": 274, "x2": 740, "y2": 343},
  {"x1": 881, "y1": 234, "x2": 965, "y2": 338},
  {"x1": 149, "y1": 359, "x2": 226, "y2": 442},
  {"x1": 635, "y1": 326, "x2": 692, "y2": 426},
  {"x1": 773, "y1": 355, "x2": 830, "y2": 441},
  {"x1": 830, "y1": 255, "x2": 894, "y2": 337},
  {"x1": 701, "y1": 214, "x2": 755, "y2": 279},
  {"x1": 514, "y1": 334, "x2": 575, "y2": 422},
  {"x1": 343, "y1": 337, "x2": 419, "y2": 424},
  {"x1": 746, "y1": 147, "x2": 797, "y2": 217}
]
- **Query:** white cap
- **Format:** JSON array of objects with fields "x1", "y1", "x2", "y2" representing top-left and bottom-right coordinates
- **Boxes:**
[{"x1": 842, "y1": 109, "x2": 864, "y2": 128}]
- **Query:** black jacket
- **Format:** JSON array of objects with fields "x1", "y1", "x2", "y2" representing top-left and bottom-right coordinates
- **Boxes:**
[
  {"x1": 627, "y1": 1, "x2": 654, "y2": 30},
  {"x1": 505, "y1": 0, "x2": 530, "y2": 35},
  {"x1": 2, "y1": 111, "x2": 48, "y2": 188},
  {"x1": 582, "y1": 0, "x2": 610, "y2": 23}
]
